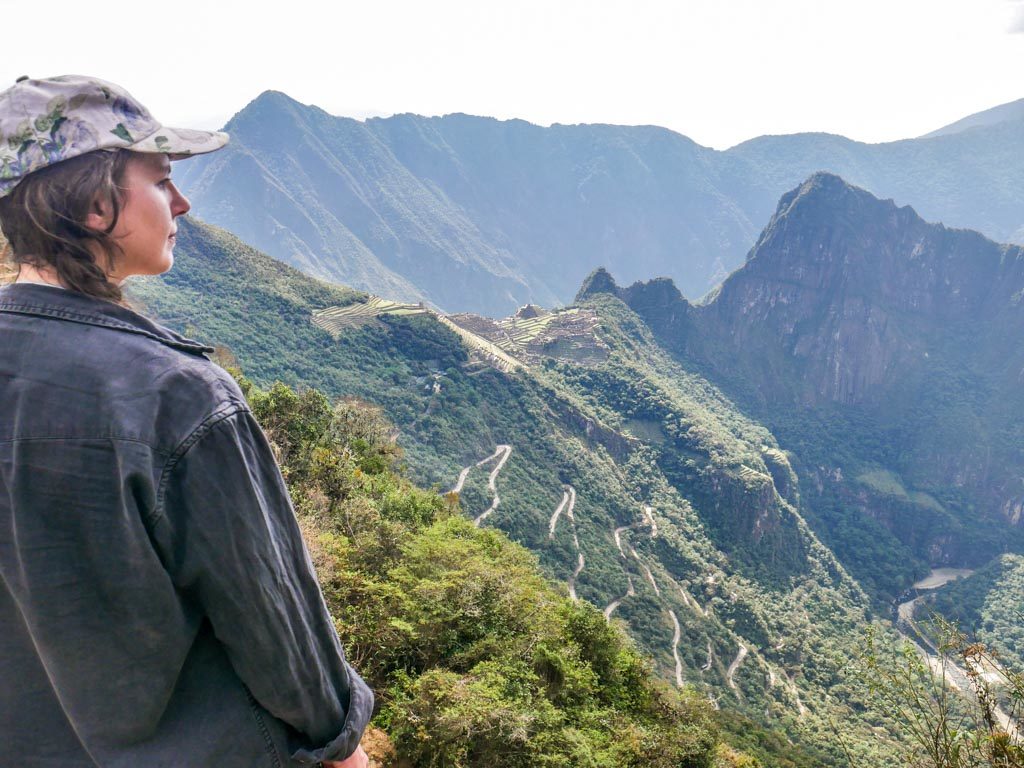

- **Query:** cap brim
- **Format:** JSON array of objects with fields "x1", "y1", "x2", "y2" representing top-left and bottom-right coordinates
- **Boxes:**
[{"x1": 129, "y1": 125, "x2": 229, "y2": 158}]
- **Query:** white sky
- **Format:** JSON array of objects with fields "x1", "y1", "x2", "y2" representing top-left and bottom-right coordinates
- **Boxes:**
[{"x1": 3, "y1": 0, "x2": 1023, "y2": 149}]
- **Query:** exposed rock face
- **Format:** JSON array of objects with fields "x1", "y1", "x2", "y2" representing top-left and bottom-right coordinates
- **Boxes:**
[
  {"x1": 606, "y1": 173, "x2": 1024, "y2": 589},
  {"x1": 697, "y1": 173, "x2": 1023, "y2": 406}
]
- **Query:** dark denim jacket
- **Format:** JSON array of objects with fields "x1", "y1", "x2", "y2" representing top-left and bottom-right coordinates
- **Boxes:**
[{"x1": 0, "y1": 284, "x2": 373, "y2": 767}]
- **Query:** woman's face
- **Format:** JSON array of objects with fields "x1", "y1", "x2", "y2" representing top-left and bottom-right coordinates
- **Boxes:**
[{"x1": 97, "y1": 153, "x2": 191, "y2": 281}]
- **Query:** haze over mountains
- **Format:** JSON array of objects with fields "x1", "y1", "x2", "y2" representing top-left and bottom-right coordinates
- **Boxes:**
[{"x1": 176, "y1": 92, "x2": 1024, "y2": 315}]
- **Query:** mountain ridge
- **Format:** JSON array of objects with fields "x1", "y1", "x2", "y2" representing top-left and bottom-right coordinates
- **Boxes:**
[
  {"x1": 175, "y1": 91, "x2": 1024, "y2": 315},
  {"x1": 600, "y1": 173, "x2": 1024, "y2": 597}
]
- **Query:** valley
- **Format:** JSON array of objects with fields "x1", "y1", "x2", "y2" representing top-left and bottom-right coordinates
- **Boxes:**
[{"x1": 122, "y1": 166, "x2": 1024, "y2": 766}]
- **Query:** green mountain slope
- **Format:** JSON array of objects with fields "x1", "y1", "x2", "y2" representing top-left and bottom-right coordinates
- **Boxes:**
[
  {"x1": 242, "y1": 379, "x2": 727, "y2": 767},
  {"x1": 129, "y1": 216, "x2": 913, "y2": 765},
  {"x1": 595, "y1": 173, "x2": 1024, "y2": 600},
  {"x1": 174, "y1": 92, "x2": 1024, "y2": 315},
  {"x1": 924, "y1": 555, "x2": 1024, "y2": 670}
]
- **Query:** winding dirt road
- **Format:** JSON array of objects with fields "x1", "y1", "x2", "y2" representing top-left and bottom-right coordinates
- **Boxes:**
[
  {"x1": 548, "y1": 489, "x2": 571, "y2": 538},
  {"x1": 469, "y1": 445, "x2": 512, "y2": 526},
  {"x1": 668, "y1": 609, "x2": 684, "y2": 687},
  {"x1": 630, "y1": 545, "x2": 660, "y2": 596},
  {"x1": 563, "y1": 486, "x2": 586, "y2": 599},
  {"x1": 726, "y1": 643, "x2": 748, "y2": 694},
  {"x1": 603, "y1": 574, "x2": 635, "y2": 620},
  {"x1": 702, "y1": 641, "x2": 714, "y2": 672}
]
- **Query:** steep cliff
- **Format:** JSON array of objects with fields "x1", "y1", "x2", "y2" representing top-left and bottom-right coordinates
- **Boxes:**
[{"x1": 613, "y1": 174, "x2": 1024, "y2": 597}]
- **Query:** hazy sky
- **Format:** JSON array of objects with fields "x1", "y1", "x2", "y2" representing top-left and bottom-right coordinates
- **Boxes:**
[{"x1": 3, "y1": 0, "x2": 1022, "y2": 149}]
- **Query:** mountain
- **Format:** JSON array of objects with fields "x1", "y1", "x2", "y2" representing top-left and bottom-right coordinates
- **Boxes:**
[
  {"x1": 728, "y1": 119, "x2": 1024, "y2": 245},
  {"x1": 595, "y1": 173, "x2": 1024, "y2": 598},
  {"x1": 175, "y1": 92, "x2": 1024, "y2": 315},
  {"x1": 921, "y1": 96, "x2": 1024, "y2": 138},
  {"x1": 174, "y1": 91, "x2": 765, "y2": 314},
  {"x1": 128, "y1": 215, "x2": 913, "y2": 765}
]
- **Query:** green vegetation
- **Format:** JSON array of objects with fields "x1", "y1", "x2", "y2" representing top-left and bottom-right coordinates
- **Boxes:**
[
  {"x1": 927, "y1": 556, "x2": 1024, "y2": 672},
  {"x1": 603, "y1": 175, "x2": 1024, "y2": 607},
  {"x1": 858, "y1": 621, "x2": 1024, "y2": 767},
  {"x1": 244, "y1": 377, "x2": 725, "y2": 767},
  {"x1": 129, "y1": 217, "x2": 922, "y2": 765}
]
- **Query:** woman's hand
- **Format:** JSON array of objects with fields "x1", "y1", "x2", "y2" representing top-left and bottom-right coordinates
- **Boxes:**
[{"x1": 322, "y1": 745, "x2": 369, "y2": 768}]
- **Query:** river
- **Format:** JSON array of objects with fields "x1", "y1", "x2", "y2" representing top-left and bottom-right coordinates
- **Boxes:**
[{"x1": 894, "y1": 567, "x2": 1019, "y2": 739}]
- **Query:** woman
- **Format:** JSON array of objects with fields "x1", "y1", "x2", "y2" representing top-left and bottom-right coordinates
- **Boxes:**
[{"x1": 0, "y1": 75, "x2": 371, "y2": 768}]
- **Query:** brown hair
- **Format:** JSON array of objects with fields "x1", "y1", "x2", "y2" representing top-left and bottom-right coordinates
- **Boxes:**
[{"x1": 0, "y1": 149, "x2": 132, "y2": 303}]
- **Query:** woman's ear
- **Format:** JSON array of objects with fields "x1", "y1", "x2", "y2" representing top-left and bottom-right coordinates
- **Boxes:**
[{"x1": 84, "y1": 194, "x2": 114, "y2": 232}]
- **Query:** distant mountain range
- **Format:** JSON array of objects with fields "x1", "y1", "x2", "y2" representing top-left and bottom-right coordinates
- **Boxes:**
[
  {"x1": 921, "y1": 96, "x2": 1024, "y2": 138},
  {"x1": 176, "y1": 93, "x2": 1024, "y2": 315}
]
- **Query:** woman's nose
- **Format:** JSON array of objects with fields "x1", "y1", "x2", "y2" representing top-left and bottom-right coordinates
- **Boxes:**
[{"x1": 170, "y1": 182, "x2": 191, "y2": 217}]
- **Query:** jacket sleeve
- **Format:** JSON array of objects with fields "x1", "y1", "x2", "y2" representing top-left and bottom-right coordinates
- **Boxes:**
[{"x1": 156, "y1": 406, "x2": 374, "y2": 764}]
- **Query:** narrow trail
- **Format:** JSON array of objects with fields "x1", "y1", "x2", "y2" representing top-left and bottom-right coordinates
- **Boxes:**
[
  {"x1": 568, "y1": 551, "x2": 585, "y2": 601},
  {"x1": 547, "y1": 489, "x2": 570, "y2": 539},
  {"x1": 784, "y1": 671, "x2": 808, "y2": 717},
  {"x1": 766, "y1": 665, "x2": 808, "y2": 717},
  {"x1": 612, "y1": 503, "x2": 658, "y2": 555},
  {"x1": 450, "y1": 444, "x2": 507, "y2": 495},
  {"x1": 449, "y1": 466, "x2": 472, "y2": 495},
  {"x1": 557, "y1": 486, "x2": 583, "y2": 601},
  {"x1": 701, "y1": 641, "x2": 714, "y2": 672},
  {"x1": 603, "y1": 574, "x2": 635, "y2": 620},
  {"x1": 726, "y1": 644, "x2": 748, "y2": 693},
  {"x1": 668, "y1": 609, "x2": 684, "y2": 688},
  {"x1": 613, "y1": 525, "x2": 630, "y2": 556},
  {"x1": 642, "y1": 504, "x2": 658, "y2": 537},
  {"x1": 676, "y1": 584, "x2": 707, "y2": 617},
  {"x1": 630, "y1": 546, "x2": 660, "y2": 596},
  {"x1": 471, "y1": 445, "x2": 512, "y2": 526}
]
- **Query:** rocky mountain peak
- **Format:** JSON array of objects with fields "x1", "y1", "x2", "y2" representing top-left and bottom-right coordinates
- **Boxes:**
[{"x1": 574, "y1": 267, "x2": 620, "y2": 302}]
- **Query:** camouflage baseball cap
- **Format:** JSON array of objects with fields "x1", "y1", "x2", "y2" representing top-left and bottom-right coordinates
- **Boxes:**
[{"x1": 0, "y1": 74, "x2": 229, "y2": 198}]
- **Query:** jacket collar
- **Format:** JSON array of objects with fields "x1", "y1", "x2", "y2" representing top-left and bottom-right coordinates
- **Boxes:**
[{"x1": 0, "y1": 282, "x2": 214, "y2": 356}]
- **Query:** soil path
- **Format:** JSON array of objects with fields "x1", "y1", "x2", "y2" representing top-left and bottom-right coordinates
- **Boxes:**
[
  {"x1": 562, "y1": 486, "x2": 583, "y2": 600},
  {"x1": 471, "y1": 445, "x2": 512, "y2": 526},
  {"x1": 702, "y1": 641, "x2": 714, "y2": 672},
  {"x1": 668, "y1": 610, "x2": 684, "y2": 687},
  {"x1": 630, "y1": 546, "x2": 660, "y2": 596},
  {"x1": 726, "y1": 644, "x2": 748, "y2": 693},
  {"x1": 548, "y1": 489, "x2": 570, "y2": 539},
  {"x1": 603, "y1": 574, "x2": 635, "y2": 620}
]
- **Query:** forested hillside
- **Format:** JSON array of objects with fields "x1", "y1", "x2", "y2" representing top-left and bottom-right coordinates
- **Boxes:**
[
  {"x1": 242, "y1": 378, "x2": 728, "y2": 767},
  {"x1": 173, "y1": 91, "x2": 1024, "y2": 314},
  {"x1": 129, "y1": 214, "x2": 915, "y2": 765}
]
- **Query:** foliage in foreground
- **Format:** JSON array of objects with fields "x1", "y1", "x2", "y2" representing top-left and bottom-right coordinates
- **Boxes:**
[
  {"x1": 857, "y1": 620, "x2": 1024, "y2": 768},
  {"x1": 243, "y1": 376, "x2": 727, "y2": 767}
]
